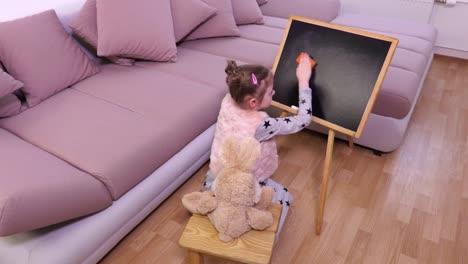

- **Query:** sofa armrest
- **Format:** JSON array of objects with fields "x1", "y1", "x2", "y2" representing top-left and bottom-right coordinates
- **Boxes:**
[{"x1": 260, "y1": 0, "x2": 341, "y2": 22}]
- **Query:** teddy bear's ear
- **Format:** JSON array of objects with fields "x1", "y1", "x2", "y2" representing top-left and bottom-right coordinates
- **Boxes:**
[
  {"x1": 220, "y1": 137, "x2": 241, "y2": 168},
  {"x1": 237, "y1": 137, "x2": 261, "y2": 170},
  {"x1": 220, "y1": 137, "x2": 260, "y2": 172}
]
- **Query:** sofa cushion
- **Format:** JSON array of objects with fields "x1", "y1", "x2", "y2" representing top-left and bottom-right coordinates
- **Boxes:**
[
  {"x1": 185, "y1": 0, "x2": 240, "y2": 40},
  {"x1": 0, "y1": 10, "x2": 100, "y2": 107},
  {"x1": 96, "y1": 0, "x2": 177, "y2": 62},
  {"x1": 72, "y1": 64, "x2": 226, "y2": 116},
  {"x1": 252, "y1": 16, "x2": 434, "y2": 62},
  {"x1": 68, "y1": 0, "x2": 135, "y2": 66},
  {"x1": 263, "y1": 15, "x2": 288, "y2": 29},
  {"x1": 330, "y1": 13, "x2": 437, "y2": 119},
  {"x1": 241, "y1": 25, "x2": 427, "y2": 83},
  {"x1": 171, "y1": 0, "x2": 217, "y2": 42},
  {"x1": 356, "y1": 29, "x2": 433, "y2": 61},
  {"x1": 0, "y1": 69, "x2": 23, "y2": 98},
  {"x1": 0, "y1": 94, "x2": 22, "y2": 118},
  {"x1": 332, "y1": 14, "x2": 437, "y2": 44},
  {"x1": 374, "y1": 67, "x2": 419, "y2": 119},
  {"x1": 135, "y1": 47, "x2": 242, "y2": 88},
  {"x1": 0, "y1": 128, "x2": 112, "y2": 236},
  {"x1": 236, "y1": 23, "x2": 428, "y2": 119},
  {"x1": 231, "y1": 0, "x2": 264, "y2": 25},
  {"x1": 0, "y1": 68, "x2": 225, "y2": 199},
  {"x1": 390, "y1": 48, "x2": 427, "y2": 80},
  {"x1": 180, "y1": 37, "x2": 278, "y2": 68},
  {"x1": 260, "y1": 0, "x2": 340, "y2": 22},
  {"x1": 238, "y1": 24, "x2": 283, "y2": 44}
]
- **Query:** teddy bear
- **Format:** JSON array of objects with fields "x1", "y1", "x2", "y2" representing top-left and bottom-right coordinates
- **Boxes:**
[{"x1": 182, "y1": 137, "x2": 275, "y2": 242}]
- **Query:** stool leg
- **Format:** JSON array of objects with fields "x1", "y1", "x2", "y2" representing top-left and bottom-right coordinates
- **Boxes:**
[{"x1": 188, "y1": 251, "x2": 203, "y2": 264}]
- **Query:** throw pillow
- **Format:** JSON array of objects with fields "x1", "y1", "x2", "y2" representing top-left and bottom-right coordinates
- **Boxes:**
[
  {"x1": 0, "y1": 10, "x2": 100, "y2": 107},
  {"x1": 96, "y1": 0, "x2": 177, "y2": 62},
  {"x1": 69, "y1": 0, "x2": 135, "y2": 66},
  {"x1": 171, "y1": 0, "x2": 217, "y2": 42},
  {"x1": 0, "y1": 68, "x2": 23, "y2": 98},
  {"x1": 232, "y1": 0, "x2": 264, "y2": 25},
  {"x1": 0, "y1": 94, "x2": 22, "y2": 118},
  {"x1": 185, "y1": 0, "x2": 240, "y2": 41}
]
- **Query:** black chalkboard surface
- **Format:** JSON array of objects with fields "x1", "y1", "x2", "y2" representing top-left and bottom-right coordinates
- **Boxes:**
[{"x1": 272, "y1": 16, "x2": 398, "y2": 138}]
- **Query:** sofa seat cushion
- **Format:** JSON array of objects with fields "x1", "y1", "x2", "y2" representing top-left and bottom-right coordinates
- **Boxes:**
[
  {"x1": 135, "y1": 47, "x2": 241, "y2": 88},
  {"x1": 238, "y1": 24, "x2": 284, "y2": 45},
  {"x1": 374, "y1": 67, "x2": 419, "y2": 119},
  {"x1": 263, "y1": 15, "x2": 288, "y2": 29},
  {"x1": 0, "y1": 66, "x2": 225, "y2": 199},
  {"x1": 332, "y1": 14, "x2": 437, "y2": 44},
  {"x1": 0, "y1": 128, "x2": 112, "y2": 236},
  {"x1": 259, "y1": 0, "x2": 340, "y2": 22},
  {"x1": 180, "y1": 37, "x2": 278, "y2": 68},
  {"x1": 72, "y1": 63, "x2": 226, "y2": 118}
]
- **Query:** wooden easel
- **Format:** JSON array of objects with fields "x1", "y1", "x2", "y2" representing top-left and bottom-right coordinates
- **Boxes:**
[
  {"x1": 280, "y1": 110, "x2": 354, "y2": 235},
  {"x1": 271, "y1": 15, "x2": 398, "y2": 235},
  {"x1": 315, "y1": 130, "x2": 356, "y2": 234}
]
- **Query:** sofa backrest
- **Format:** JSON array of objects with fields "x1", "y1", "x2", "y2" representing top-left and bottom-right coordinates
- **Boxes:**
[{"x1": 260, "y1": 0, "x2": 341, "y2": 22}]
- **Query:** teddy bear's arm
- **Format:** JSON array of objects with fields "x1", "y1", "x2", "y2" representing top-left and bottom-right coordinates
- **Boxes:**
[
  {"x1": 182, "y1": 191, "x2": 217, "y2": 215},
  {"x1": 198, "y1": 193, "x2": 218, "y2": 214},
  {"x1": 246, "y1": 208, "x2": 273, "y2": 230},
  {"x1": 255, "y1": 186, "x2": 275, "y2": 210}
]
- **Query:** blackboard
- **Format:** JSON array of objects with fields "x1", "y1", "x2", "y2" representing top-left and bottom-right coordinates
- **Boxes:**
[{"x1": 272, "y1": 16, "x2": 398, "y2": 138}]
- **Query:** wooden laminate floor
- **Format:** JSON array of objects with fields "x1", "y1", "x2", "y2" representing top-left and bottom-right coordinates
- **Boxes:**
[{"x1": 100, "y1": 55, "x2": 468, "y2": 264}]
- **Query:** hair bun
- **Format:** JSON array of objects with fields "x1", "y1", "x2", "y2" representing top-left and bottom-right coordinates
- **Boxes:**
[{"x1": 225, "y1": 60, "x2": 239, "y2": 76}]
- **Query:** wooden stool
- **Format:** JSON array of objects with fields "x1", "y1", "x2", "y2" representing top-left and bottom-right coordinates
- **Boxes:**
[{"x1": 179, "y1": 203, "x2": 282, "y2": 264}]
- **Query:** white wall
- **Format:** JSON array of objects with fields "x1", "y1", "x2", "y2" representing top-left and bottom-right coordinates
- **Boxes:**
[
  {"x1": 340, "y1": 0, "x2": 435, "y2": 23},
  {"x1": 0, "y1": 0, "x2": 85, "y2": 21},
  {"x1": 430, "y1": 2, "x2": 468, "y2": 57},
  {"x1": 340, "y1": 0, "x2": 468, "y2": 58}
]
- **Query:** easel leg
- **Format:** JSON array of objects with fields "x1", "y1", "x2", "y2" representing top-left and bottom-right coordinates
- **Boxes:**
[
  {"x1": 316, "y1": 129, "x2": 335, "y2": 235},
  {"x1": 280, "y1": 111, "x2": 288, "y2": 118},
  {"x1": 347, "y1": 135, "x2": 354, "y2": 147}
]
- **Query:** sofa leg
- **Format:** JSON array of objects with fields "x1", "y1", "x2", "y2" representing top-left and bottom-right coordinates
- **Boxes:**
[{"x1": 372, "y1": 150, "x2": 383, "y2": 156}]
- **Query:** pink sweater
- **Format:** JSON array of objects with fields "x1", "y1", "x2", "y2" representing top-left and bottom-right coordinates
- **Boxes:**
[{"x1": 209, "y1": 94, "x2": 278, "y2": 181}]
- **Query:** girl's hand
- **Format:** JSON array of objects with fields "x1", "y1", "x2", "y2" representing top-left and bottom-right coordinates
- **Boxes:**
[{"x1": 296, "y1": 54, "x2": 312, "y2": 89}]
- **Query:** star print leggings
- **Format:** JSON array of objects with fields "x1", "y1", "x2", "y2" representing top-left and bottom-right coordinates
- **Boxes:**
[{"x1": 202, "y1": 171, "x2": 292, "y2": 240}]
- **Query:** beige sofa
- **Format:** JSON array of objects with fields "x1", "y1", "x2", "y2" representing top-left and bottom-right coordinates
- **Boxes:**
[{"x1": 0, "y1": 0, "x2": 435, "y2": 263}]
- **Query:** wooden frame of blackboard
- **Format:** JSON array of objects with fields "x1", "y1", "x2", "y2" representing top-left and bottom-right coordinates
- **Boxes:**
[{"x1": 271, "y1": 16, "x2": 399, "y2": 138}]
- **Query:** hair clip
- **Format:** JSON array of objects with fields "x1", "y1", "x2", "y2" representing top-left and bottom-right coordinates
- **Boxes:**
[{"x1": 251, "y1": 73, "x2": 258, "y2": 85}]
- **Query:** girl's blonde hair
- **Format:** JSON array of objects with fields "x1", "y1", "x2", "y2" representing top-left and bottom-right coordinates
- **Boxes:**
[{"x1": 225, "y1": 60, "x2": 272, "y2": 105}]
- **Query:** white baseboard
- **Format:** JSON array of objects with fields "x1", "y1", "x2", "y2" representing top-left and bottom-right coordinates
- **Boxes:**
[{"x1": 434, "y1": 46, "x2": 468, "y2": 60}]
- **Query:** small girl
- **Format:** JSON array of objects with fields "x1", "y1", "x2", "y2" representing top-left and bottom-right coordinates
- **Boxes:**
[{"x1": 204, "y1": 55, "x2": 313, "y2": 234}]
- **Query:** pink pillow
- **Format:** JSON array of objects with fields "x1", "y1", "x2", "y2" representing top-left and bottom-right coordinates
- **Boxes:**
[
  {"x1": 68, "y1": 0, "x2": 135, "y2": 66},
  {"x1": 96, "y1": 0, "x2": 177, "y2": 62},
  {"x1": 0, "y1": 69, "x2": 23, "y2": 98},
  {"x1": 0, "y1": 10, "x2": 100, "y2": 107},
  {"x1": 0, "y1": 94, "x2": 22, "y2": 118},
  {"x1": 185, "y1": 0, "x2": 240, "y2": 41},
  {"x1": 232, "y1": 0, "x2": 264, "y2": 25},
  {"x1": 171, "y1": 0, "x2": 217, "y2": 42}
]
